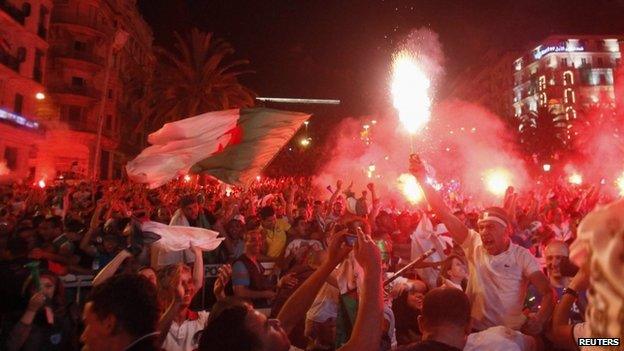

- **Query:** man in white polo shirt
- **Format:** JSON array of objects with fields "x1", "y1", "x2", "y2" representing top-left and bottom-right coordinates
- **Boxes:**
[{"x1": 409, "y1": 156, "x2": 554, "y2": 334}]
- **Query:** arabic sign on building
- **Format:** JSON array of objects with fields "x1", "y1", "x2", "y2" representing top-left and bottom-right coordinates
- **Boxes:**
[
  {"x1": 534, "y1": 44, "x2": 584, "y2": 60},
  {"x1": 0, "y1": 108, "x2": 40, "y2": 129}
]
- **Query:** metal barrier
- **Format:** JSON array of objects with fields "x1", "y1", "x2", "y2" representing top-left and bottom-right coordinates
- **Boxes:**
[
  {"x1": 60, "y1": 274, "x2": 94, "y2": 304},
  {"x1": 61, "y1": 262, "x2": 278, "y2": 309}
]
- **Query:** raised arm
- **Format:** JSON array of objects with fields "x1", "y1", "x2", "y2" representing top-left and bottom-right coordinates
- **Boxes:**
[
  {"x1": 328, "y1": 180, "x2": 343, "y2": 209},
  {"x1": 338, "y1": 227, "x2": 383, "y2": 351},
  {"x1": 92, "y1": 250, "x2": 132, "y2": 286},
  {"x1": 550, "y1": 263, "x2": 590, "y2": 350},
  {"x1": 6, "y1": 292, "x2": 46, "y2": 351},
  {"x1": 277, "y1": 229, "x2": 353, "y2": 335},
  {"x1": 409, "y1": 155, "x2": 469, "y2": 245},
  {"x1": 191, "y1": 245, "x2": 204, "y2": 291}
]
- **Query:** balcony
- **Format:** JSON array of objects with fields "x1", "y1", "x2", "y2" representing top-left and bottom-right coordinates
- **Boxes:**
[
  {"x1": 50, "y1": 47, "x2": 105, "y2": 66},
  {"x1": 0, "y1": 50, "x2": 20, "y2": 72},
  {"x1": 51, "y1": 10, "x2": 109, "y2": 36},
  {"x1": 67, "y1": 120, "x2": 118, "y2": 139},
  {"x1": 0, "y1": 0, "x2": 29, "y2": 25},
  {"x1": 48, "y1": 84, "x2": 101, "y2": 99}
]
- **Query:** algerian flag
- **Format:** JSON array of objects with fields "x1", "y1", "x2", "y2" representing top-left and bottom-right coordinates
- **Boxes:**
[{"x1": 126, "y1": 108, "x2": 310, "y2": 188}]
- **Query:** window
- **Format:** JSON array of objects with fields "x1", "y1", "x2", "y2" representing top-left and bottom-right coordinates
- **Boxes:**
[
  {"x1": 67, "y1": 105, "x2": 83, "y2": 123},
  {"x1": 74, "y1": 41, "x2": 87, "y2": 51},
  {"x1": 71, "y1": 76, "x2": 85, "y2": 86},
  {"x1": 3, "y1": 147, "x2": 18, "y2": 170},
  {"x1": 538, "y1": 75, "x2": 546, "y2": 91},
  {"x1": 14, "y1": 94, "x2": 23, "y2": 114},
  {"x1": 33, "y1": 50, "x2": 43, "y2": 83},
  {"x1": 600, "y1": 74, "x2": 607, "y2": 85},
  {"x1": 566, "y1": 107, "x2": 577, "y2": 120},
  {"x1": 561, "y1": 58, "x2": 568, "y2": 67},
  {"x1": 108, "y1": 89, "x2": 113, "y2": 99},
  {"x1": 564, "y1": 88, "x2": 575, "y2": 104},
  {"x1": 597, "y1": 57, "x2": 604, "y2": 66},
  {"x1": 581, "y1": 58, "x2": 587, "y2": 66},
  {"x1": 106, "y1": 114, "x2": 112, "y2": 130},
  {"x1": 563, "y1": 71, "x2": 574, "y2": 86},
  {"x1": 539, "y1": 93, "x2": 547, "y2": 106}
]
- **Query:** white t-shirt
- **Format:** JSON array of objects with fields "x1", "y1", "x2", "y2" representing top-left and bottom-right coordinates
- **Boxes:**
[
  {"x1": 162, "y1": 310, "x2": 209, "y2": 351},
  {"x1": 307, "y1": 272, "x2": 340, "y2": 323},
  {"x1": 462, "y1": 229, "x2": 541, "y2": 331},
  {"x1": 284, "y1": 239, "x2": 323, "y2": 261}
]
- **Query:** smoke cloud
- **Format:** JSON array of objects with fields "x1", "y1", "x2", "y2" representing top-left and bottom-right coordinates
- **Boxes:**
[{"x1": 314, "y1": 28, "x2": 529, "y2": 207}]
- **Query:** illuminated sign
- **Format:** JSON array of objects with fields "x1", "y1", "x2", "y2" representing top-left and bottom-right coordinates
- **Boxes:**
[
  {"x1": 534, "y1": 44, "x2": 584, "y2": 60},
  {"x1": 0, "y1": 108, "x2": 40, "y2": 129}
]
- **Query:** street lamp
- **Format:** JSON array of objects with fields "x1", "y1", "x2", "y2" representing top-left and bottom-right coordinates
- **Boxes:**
[
  {"x1": 35, "y1": 92, "x2": 45, "y2": 100},
  {"x1": 543, "y1": 164, "x2": 551, "y2": 172}
]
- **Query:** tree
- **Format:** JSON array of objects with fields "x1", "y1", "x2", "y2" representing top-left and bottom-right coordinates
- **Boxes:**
[
  {"x1": 518, "y1": 104, "x2": 569, "y2": 162},
  {"x1": 136, "y1": 28, "x2": 255, "y2": 132}
]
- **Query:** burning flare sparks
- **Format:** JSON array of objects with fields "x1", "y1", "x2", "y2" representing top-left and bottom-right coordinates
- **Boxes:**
[
  {"x1": 397, "y1": 173, "x2": 424, "y2": 204},
  {"x1": 391, "y1": 51, "x2": 432, "y2": 134},
  {"x1": 616, "y1": 173, "x2": 624, "y2": 197},
  {"x1": 483, "y1": 168, "x2": 512, "y2": 196},
  {"x1": 568, "y1": 173, "x2": 583, "y2": 185}
]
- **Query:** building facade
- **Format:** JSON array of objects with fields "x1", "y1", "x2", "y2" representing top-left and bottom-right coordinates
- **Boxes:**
[
  {"x1": 0, "y1": 0, "x2": 51, "y2": 180},
  {"x1": 513, "y1": 35, "x2": 623, "y2": 144},
  {"x1": 0, "y1": 0, "x2": 154, "y2": 182},
  {"x1": 43, "y1": 0, "x2": 154, "y2": 180}
]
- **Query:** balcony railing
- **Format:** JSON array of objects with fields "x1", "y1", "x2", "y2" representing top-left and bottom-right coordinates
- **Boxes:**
[
  {"x1": 51, "y1": 10, "x2": 109, "y2": 34},
  {"x1": 0, "y1": 50, "x2": 20, "y2": 72},
  {"x1": 48, "y1": 84, "x2": 101, "y2": 99},
  {"x1": 0, "y1": 0, "x2": 28, "y2": 25},
  {"x1": 68, "y1": 120, "x2": 118, "y2": 139},
  {"x1": 50, "y1": 47, "x2": 105, "y2": 66}
]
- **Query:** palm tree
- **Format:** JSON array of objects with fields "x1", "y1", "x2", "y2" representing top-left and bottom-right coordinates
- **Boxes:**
[
  {"x1": 519, "y1": 104, "x2": 568, "y2": 161},
  {"x1": 136, "y1": 28, "x2": 255, "y2": 132}
]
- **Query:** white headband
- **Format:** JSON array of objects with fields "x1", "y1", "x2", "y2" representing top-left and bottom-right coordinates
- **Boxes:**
[{"x1": 478, "y1": 212, "x2": 509, "y2": 228}]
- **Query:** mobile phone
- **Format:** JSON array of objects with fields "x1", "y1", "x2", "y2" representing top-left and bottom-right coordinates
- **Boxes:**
[{"x1": 344, "y1": 234, "x2": 357, "y2": 246}]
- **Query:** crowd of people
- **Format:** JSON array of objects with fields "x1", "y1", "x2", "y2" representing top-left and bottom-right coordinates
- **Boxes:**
[{"x1": 0, "y1": 155, "x2": 622, "y2": 351}]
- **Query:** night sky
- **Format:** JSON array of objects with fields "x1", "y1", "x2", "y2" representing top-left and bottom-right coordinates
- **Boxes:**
[{"x1": 138, "y1": 0, "x2": 624, "y2": 116}]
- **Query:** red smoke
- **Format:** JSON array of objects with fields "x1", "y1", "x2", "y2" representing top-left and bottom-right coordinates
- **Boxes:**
[{"x1": 314, "y1": 28, "x2": 530, "y2": 207}]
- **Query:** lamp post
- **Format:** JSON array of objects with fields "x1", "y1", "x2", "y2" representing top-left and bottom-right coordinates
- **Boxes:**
[{"x1": 92, "y1": 29, "x2": 128, "y2": 180}]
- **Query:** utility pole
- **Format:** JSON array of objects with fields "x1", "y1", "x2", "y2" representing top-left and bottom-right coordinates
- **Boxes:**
[{"x1": 92, "y1": 29, "x2": 127, "y2": 180}]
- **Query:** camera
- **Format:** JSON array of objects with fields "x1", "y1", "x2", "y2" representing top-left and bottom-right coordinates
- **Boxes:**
[{"x1": 343, "y1": 234, "x2": 357, "y2": 246}]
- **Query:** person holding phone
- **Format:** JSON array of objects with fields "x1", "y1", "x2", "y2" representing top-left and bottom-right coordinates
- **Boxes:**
[{"x1": 6, "y1": 271, "x2": 77, "y2": 351}]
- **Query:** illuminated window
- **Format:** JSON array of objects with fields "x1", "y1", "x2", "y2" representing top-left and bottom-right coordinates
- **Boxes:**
[
  {"x1": 564, "y1": 88, "x2": 575, "y2": 104},
  {"x1": 538, "y1": 75, "x2": 546, "y2": 91},
  {"x1": 529, "y1": 100, "x2": 537, "y2": 112},
  {"x1": 563, "y1": 71, "x2": 574, "y2": 85},
  {"x1": 539, "y1": 93, "x2": 547, "y2": 106},
  {"x1": 566, "y1": 107, "x2": 576, "y2": 120}
]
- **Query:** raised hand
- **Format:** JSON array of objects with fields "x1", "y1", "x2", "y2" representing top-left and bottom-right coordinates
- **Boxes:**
[
  {"x1": 27, "y1": 291, "x2": 46, "y2": 312},
  {"x1": 408, "y1": 154, "x2": 427, "y2": 179},
  {"x1": 353, "y1": 227, "x2": 382, "y2": 274},
  {"x1": 326, "y1": 226, "x2": 352, "y2": 266}
]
